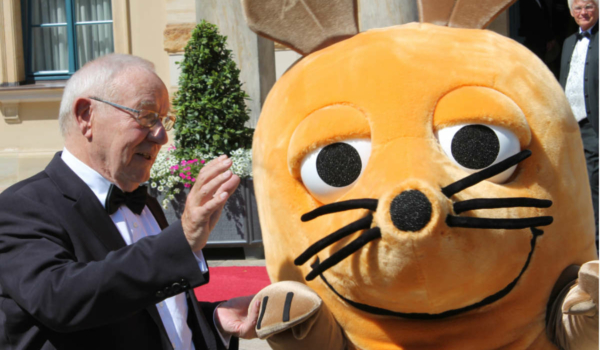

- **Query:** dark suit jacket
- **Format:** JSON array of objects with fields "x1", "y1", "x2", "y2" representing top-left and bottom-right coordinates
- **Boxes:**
[
  {"x1": 0, "y1": 153, "x2": 238, "y2": 350},
  {"x1": 559, "y1": 24, "x2": 599, "y2": 136}
]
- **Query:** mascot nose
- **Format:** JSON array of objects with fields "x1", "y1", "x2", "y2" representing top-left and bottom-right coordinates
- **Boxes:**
[{"x1": 390, "y1": 190, "x2": 432, "y2": 231}]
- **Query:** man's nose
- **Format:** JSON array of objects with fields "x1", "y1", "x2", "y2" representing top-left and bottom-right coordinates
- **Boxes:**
[{"x1": 147, "y1": 121, "x2": 169, "y2": 145}]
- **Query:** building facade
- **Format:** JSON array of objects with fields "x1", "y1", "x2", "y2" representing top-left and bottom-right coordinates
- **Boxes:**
[{"x1": 0, "y1": 0, "x2": 509, "y2": 192}]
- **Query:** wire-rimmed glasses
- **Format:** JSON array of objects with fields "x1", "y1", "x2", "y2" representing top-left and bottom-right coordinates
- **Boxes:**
[{"x1": 89, "y1": 96, "x2": 176, "y2": 131}]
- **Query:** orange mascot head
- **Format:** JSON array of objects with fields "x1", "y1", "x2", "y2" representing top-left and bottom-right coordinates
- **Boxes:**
[{"x1": 243, "y1": 0, "x2": 598, "y2": 349}]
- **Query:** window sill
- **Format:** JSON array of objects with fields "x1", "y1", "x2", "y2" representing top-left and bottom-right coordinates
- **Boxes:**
[{"x1": 0, "y1": 81, "x2": 65, "y2": 124}]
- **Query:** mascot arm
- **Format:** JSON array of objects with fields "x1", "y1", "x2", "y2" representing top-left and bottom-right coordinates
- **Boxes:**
[
  {"x1": 548, "y1": 261, "x2": 598, "y2": 350},
  {"x1": 251, "y1": 281, "x2": 346, "y2": 350}
]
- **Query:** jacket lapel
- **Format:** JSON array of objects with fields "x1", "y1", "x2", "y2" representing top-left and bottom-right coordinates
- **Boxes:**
[
  {"x1": 146, "y1": 196, "x2": 169, "y2": 230},
  {"x1": 45, "y1": 152, "x2": 126, "y2": 252}
]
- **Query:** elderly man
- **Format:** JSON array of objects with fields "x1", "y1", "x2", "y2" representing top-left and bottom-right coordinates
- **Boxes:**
[
  {"x1": 0, "y1": 54, "x2": 258, "y2": 350},
  {"x1": 560, "y1": 0, "x2": 599, "y2": 248}
]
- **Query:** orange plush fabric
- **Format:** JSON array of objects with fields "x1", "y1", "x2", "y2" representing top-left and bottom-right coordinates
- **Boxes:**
[{"x1": 252, "y1": 23, "x2": 597, "y2": 349}]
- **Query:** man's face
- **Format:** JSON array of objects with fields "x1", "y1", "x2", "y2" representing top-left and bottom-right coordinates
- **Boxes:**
[
  {"x1": 90, "y1": 68, "x2": 169, "y2": 191},
  {"x1": 571, "y1": 0, "x2": 599, "y2": 31}
]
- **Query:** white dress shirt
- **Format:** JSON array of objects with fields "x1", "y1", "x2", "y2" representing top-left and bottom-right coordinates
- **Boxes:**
[
  {"x1": 565, "y1": 27, "x2": 593, "y2": 122},
  {"x1": 61, "y1": 148, "x2": 210, "y2": 350}
]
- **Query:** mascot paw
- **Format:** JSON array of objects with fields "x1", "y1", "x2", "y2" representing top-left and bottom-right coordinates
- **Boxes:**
[
  {"x1": 252, "y1": 281, "x2": 322, "y2": 340},
  {"x1": 562, "y1": 261, "x2": 599, "y2": 316}
]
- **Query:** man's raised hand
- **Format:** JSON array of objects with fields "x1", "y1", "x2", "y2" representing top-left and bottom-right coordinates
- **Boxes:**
[{"x1": 181, "y1": 155, "x2": 240, "y2": 252}]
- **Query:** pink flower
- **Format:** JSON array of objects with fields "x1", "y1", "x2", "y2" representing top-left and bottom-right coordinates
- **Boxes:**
[
  {"x1": 183, "y1": 167, "x2": 191, "y2": 171},
  {"x1": 181, "y1": 160, "x2": 187, "y2": 165},
  {"x1": 191, "y1": 178, "x2": 196, "y2": 182},
  {"x1": 187, "y1": 172, "x2": 191, "y2": 176},
  {"x1": 186, "y1": 175, "x2": 192, "y2": 180},
  {"x1": 200, "y1": 160, "x2": 206, "y2": 164},
  {"x1": 179, "y1": 173, "x2": 186, "y2": 178},
  {"x1": 184, "y1": 183, "x2": 191, "y2": 188}
]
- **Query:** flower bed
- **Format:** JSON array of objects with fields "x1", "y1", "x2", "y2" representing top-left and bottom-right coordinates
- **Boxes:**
[{"x1": 150, "y1": 145, "x2": 252, "y2": 210}]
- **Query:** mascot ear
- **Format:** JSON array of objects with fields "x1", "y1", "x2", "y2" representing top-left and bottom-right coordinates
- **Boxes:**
[
  {"x1": 241, "y1": 0, "x2": 359, "y2": 56},
  {"x1": 418, "y1": 0, "x2": 517, "y2": 29}
]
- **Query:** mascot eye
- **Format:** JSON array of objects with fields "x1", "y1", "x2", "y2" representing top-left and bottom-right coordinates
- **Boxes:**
[
  {"x1": 436, "y1": 124, "x2": 520, "y2": 183},
  {"x1": 300, "y1": 139, "x2": 371, "y2": 202}
]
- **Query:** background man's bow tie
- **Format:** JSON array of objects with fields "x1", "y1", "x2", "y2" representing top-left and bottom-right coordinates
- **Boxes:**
[
  {"x1": 105, "y1": 184, "x2": 148, "y2": 215},
  {"x1": 577, "y1": 32, "x2": 591, "y2": 40}
]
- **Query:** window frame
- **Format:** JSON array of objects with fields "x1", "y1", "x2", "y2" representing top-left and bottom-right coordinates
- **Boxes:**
[{"x1": 21, "y1": 0, "x2": 114, "y2": 81}]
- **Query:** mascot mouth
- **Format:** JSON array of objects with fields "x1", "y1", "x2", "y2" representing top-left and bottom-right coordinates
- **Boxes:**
[
  {"x1": 315, "y1": 227, "x2": 543, "y2": 319},
  {"x1": 295, "y1": 150, "x2": 553, "y2": 319}
]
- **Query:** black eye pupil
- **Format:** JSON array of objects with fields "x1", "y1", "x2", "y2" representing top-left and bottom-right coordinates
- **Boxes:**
[
  {"x1": 316, "y1": 143, "x2": 362, "y2": 187},
  {"x1": 451, "y1": 125, "x2": 500, "y2": 169}
]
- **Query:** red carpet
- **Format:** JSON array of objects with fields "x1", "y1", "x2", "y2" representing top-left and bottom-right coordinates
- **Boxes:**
[{"x1": 194, "y1": 266, "x2": 271, "y2": 302}]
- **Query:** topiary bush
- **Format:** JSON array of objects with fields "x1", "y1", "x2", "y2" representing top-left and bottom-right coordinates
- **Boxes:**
[{"x1": 172, "y1": 20, "x2": 254, "y2": 160}]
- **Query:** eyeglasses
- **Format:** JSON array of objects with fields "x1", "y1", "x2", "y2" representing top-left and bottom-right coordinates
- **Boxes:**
[
  {"x1": 89, "y1": 96, "x2": 176, "y2": 131},
  {"x1": 573, "y1": 5, "x2": 595, "y2": 13}
]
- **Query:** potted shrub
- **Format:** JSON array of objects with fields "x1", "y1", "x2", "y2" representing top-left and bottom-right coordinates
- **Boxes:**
[
  {"x1": 172, "y1": 20, "x2": 253, "y2": 159},
  {"x1": 149, "y1": 20, "x2": 261, "y2": 257}
]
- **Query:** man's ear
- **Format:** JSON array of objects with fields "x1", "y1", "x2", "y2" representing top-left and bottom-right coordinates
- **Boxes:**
[{"x1": 73, "y1": 97, "x2": 93, "y2": 140}]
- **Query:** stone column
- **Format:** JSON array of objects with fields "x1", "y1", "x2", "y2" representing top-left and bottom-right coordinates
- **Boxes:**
[
  {"x1": 0, "y1": 0, "x2": 26, "y2": 85},
  {"x1": 358, "y1": 0, "x2": 508, "y2": 36},
  {"x1": 162, "y1": 0, "x2": 197, "y2": 92},
  {"x1": 112, "y1": 0, "x2": 132, "y2": 55},
  {"x1": 358, "y1": 0, "x2": 418, "y2": 31},
  {"x1": 358, "y1": 0, "x2": 509, "y2": 35},
  {"x1": 195, "y1": 0, "x2": 275, "y2": 128}
]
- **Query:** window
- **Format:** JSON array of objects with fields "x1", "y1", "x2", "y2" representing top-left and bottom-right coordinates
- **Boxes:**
[{"x1": 21, "y1": 0, "x2": 114, "y2": 81}]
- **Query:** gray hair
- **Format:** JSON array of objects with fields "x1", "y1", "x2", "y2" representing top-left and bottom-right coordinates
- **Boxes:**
[
  {"x1": 58, "y1": 54, "x2": 156, "y2": 137},
  {"x1": 568, "y1": 0, "x2": 598, "y2": 10}
]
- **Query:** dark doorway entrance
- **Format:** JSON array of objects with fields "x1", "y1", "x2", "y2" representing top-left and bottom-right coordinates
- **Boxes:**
[{"x1": 508, "y1": 0, "x2": 579, "y2": 79}]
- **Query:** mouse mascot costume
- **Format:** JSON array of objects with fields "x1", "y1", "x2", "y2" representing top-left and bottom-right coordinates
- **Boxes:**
[{"x1": 242, "y1": 0, "x2": 599, "y2": 349}]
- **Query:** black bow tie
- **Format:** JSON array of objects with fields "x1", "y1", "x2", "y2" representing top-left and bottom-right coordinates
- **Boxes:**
[
  {"x1": 105, "y1": 184, "x2": 148, "y2": 215},
  {"x1": 577, "y1": 31, "x2": 591, "y2": 40}
]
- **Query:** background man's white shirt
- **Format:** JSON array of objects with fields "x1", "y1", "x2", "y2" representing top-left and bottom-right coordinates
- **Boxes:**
[{"x1": 565, "y1": 28, "x2": 592, "y2": 122}]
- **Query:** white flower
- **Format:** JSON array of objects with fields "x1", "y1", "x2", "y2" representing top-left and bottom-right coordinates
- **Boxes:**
[
  {"x1": 229, "y1": 148, "x2": 252, "y2": 178},
  {"x1": 149, "y1": 147, "x2": 253, "y2": 208}
]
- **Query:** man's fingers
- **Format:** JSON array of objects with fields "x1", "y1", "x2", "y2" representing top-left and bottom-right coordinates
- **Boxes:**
[
  {"x1": 248, "y1": 298, "x2": 260, "y2": 323},
  {"x1": 203, "y1": 191, "x2": 229, "y2": 213},
  {"x1": 212, "y1": 174, "x2": 241, "y2": 203},
  {"x1": 196, "y1": 170, "x2": 232, "y2": 205},
  {"x1": 187, "y1": 157, "x2": 233, "y2": 207},
  {"x1": 238, "y1": 298, "x2": 259, "y2": 339},
  {"x1": 191, "y1": 190, "x2": 229, "y2": 223},
  {"x1": 216, "y1": 295, "x2": 258, "y2": 339}
]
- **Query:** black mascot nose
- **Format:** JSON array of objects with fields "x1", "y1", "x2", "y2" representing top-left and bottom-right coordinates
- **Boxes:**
[{"x1": 390, "y1": 190, "x2": 432, "y2": 232}]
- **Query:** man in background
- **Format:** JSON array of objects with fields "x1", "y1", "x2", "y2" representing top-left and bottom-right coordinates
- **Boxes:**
[
  {"x1": 560, "y1": 0, "x2": 599, "y2": 249},
  {"x1": 0, "y1": 54, "x2": 258, "y2": 350}
]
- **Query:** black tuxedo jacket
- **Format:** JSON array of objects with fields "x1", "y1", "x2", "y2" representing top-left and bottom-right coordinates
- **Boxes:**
[
  {"x1": 0, "y1": 153, "x2": 238, "y2": 350},
  {"x1": 559, "y1": 24, "x2": 599, "y2": 136}
]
